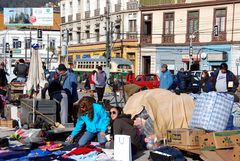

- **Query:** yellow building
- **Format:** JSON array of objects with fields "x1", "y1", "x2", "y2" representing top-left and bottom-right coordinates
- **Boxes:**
[{"x1": 68, "y1": 39, "x2": 138, "y2": 73}]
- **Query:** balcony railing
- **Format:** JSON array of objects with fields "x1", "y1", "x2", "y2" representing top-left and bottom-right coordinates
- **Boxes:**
[
  {"x1": 162, "y1": 34, "x2": 174, "y2": 43},
  {"x1": 85, "y1": 11, "x2": 90, "y2": 19},
  {"x1": 68, "y1": 15, "x2": 73, "y2": 22},
  {"x1": 94, "y1": 9, "x2": 100, "y2": 17},
  {"x1": 186, "y1": 33, "x2": 199, "y2": 43},
  {"x1": 127, "y1": 1, "x2": 139, "y2": 10},
  {"x1": 141, "y1": 35, "x2": 152, "y2": 44},
  {"x1": 115, "y1": 4, "x2": 121, "y2": 12},
  {"x1": 61, "y1": 17, "x2": 65, "y2": 23},
  {"x1": 212, "y1": 32, "x2": 226, "y2": 42},
  {"x1": 76, "y1": 13, "x2": 81, "y2": 21},
  {"x1": 127, "y1": 32, "x2": 138, "y2": 40}
]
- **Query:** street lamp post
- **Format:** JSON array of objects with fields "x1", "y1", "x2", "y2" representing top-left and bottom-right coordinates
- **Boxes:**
[
  {"x1": 236, "y1": 58, "x2": 240, "y2": 79},
  {"x1": 189, "y1": 34, "x2": 195, "y2": 70}
]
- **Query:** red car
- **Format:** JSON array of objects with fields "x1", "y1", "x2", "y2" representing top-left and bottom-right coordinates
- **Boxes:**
[{"x1": 126, "y1": 74, "x2": 160, "y2": 89}]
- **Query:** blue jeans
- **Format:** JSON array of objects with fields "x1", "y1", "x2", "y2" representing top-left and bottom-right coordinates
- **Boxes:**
[{"x1": 78, "y1": 131, "x2": 106, "y2": 147}]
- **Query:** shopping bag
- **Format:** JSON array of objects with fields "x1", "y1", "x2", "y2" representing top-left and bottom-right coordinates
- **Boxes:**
[{"x1": 114, "y1": 135, "x2": 132, "y2": 161}]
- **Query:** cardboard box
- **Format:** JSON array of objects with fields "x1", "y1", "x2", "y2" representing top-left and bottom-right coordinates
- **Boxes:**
[
  {"x1": 200, "y1": 131, "x2": 240, "y2": 150},
  {"x1": 0, "y1": 120, "x2": 14, "y2": 128},
  {"x1": 201, "y1": 150, "x2": 233, "y2": 161},
  {"x1": 167, "y1": 128, "x2": 205, "y2": 147},
  {"x1": 232, "y1": 143, "x2": 240, "y2": 161}
]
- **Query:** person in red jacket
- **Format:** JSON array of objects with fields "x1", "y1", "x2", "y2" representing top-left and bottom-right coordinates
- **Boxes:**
[
  {"x1": 89, "y1": 70, "x2": 97, "y2": 92},
  {"x1": 126, "y1": 71, "x2": 135, "y2": 83}
]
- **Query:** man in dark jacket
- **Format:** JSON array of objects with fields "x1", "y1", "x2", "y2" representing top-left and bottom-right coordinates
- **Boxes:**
[
  {"x1": 13, "y1": 59, "x2": 28, "y2": 82},
  {"x1": 211, "y1": 63, "x2": 239, "y2": 93},
  {"x1": 94, "y1": 66, "x2": 107, "y2": 103}
]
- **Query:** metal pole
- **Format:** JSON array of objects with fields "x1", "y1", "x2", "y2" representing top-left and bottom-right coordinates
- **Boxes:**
[
  {"x1": 25, "y1": 38, "x2": 27, "y2": 61},
  {"x1": 47, "y1": 34, "x2": 49, "y2": 69},
  {"x1": 30, "y1": 30, "x2": 32, "y2": 58},
  {"x1": 3, "y1": 37, "x2": 6, "y2": 62},
  {"x1": 105, "y1": 0, "x2": 111, "y2": 75},
  {"x1": 189, "y1": 34, "x2": 193, "y2": 70}
]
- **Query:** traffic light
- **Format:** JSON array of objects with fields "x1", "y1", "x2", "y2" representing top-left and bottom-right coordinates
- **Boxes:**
[
  {"x1": 9, "y1": 50, "x2": 12, "y2": 58},
  {"x1": 5, "y1": 43, "x2": 10, "y2": 53},
  {"x1": 214, "y1": 25, "x2": 219, "y2": 37},
  {"x1": 37, "y1": 29, "x2": 43, "y2": 39}
]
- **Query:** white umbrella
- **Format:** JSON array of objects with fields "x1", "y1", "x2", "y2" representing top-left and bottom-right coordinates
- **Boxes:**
[{"x1": 25, "y1": 46, "x2": 48, "y2": 124}]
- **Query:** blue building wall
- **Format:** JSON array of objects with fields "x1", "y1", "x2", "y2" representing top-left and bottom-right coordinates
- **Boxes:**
[{"x1": 156, "y1": 44, "x2": 232, "y2": 73}]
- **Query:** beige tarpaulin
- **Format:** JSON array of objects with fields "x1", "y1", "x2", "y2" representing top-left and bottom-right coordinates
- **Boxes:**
[{"x1": 123, "y1": 88, "x2": 195, "y2": 139}]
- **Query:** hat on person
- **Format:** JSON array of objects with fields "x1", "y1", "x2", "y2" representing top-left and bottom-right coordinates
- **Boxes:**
[
  {"x1": 161, "y1": 64, "x2": 168, "y2": 69},
  {"x1": 97, "y1": 66, "x2": 102, "y2": 70},
  {"x1": 58, "y1": 64, "x2": 67, "y2": 71},
  {"x1": 220, "y1": 63, "x2": 228, "y2": 70}
]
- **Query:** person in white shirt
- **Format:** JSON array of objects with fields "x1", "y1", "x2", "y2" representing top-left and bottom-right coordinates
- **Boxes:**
[{"x1": 211, "y1": 63, "x2": 239, "y2": 93}]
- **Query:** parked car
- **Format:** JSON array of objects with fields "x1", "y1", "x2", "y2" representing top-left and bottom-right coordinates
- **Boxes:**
[
  {"x1": 191, "y1": 70, "x2": 213, "y2": 80},
  {"x1": 127, "y1": 74, "x2": 160, "y2": 89}
]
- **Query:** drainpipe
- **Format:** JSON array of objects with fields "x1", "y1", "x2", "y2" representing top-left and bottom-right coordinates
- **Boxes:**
[{"x1": 231, "y1": 2, "x2": 235, "y2": 42}]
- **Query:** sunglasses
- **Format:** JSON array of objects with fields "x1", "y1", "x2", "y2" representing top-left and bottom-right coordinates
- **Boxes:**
[{"x1": 110, "y1": 111, "x2": 117, "y2": 115}]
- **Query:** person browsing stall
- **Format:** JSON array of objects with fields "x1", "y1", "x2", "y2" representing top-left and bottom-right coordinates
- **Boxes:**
[{"x1": 66, "y1": 96, "x2": 109, "y2": 147}]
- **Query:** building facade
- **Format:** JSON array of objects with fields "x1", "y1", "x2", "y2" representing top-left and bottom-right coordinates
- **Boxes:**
[
  {"x1": 140, "y1": 0, "x2": 240, "y2": 75},
  {"x1": 60, "y1": 0, "x2": 140, "y2": 73},
  {"x1": 0, "y1": 11, "x2": 61, "y2": 69}
]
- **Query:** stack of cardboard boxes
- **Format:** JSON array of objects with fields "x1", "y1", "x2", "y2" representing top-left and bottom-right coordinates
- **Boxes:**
[{"x1": 167, "y1": 128, "x2": 240, "y2": 161}]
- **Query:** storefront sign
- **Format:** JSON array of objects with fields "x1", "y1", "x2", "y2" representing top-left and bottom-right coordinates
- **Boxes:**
[
  {"x1": 207, "y1": 53, "x2": 227, "y2": 62},
  {"x1": 181, "y1": 54, "x2": 201, "y2": 62}
]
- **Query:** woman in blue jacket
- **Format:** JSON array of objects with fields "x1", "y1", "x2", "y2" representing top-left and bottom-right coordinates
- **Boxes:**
[{"x1": 66, "y1": 96, "x2": 110, "y2": 146}]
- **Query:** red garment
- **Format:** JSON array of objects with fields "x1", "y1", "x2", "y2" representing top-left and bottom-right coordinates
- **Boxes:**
[
  {"x1": 126, "y1": 73, "x2": 136, "y2": 83},
  {"x1": 89, "y1": 73, "x2": 95, "y2": 85},
  {"x1": 62, "y1": 145, "x2": 102, "y2": 157}
]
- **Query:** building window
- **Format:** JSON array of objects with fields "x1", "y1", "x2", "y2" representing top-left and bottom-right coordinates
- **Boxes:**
[
  {"x1": 141, "y1": 14, "x2": 152, "y2": 44},
  {"x1": 69, "y1": 32, "x2": 73, "y2": 41},
  {"x1": 86, "y1": 30, "x2": 90, "y2": 39},
  {"x1": 143, "y1": 14, "x2": 152, "y2": 35},
  {"x1": 115, "y1": 53, "x2": 121, "y2": 58},
  {"x1": 77, "y1": 32, "x2": 81, "y2": 43},
  {"x1": 188, "y1": 11, "x2": 199, "y2": 34},
  {"x1": 129, "y1": 19, "x2": 136, "y2": 32},
  {"x1": 50, "y1": 39, "x2": 55, "y2": 49},
  {"x1": 86, "y1": 0, "x2": 90, "y2": 11},
  {"x1": 78, "y1": 0, "x2": 81, "y2": 12},
  {"x1": 62, "y1": 4, "x2": 65, "y2": 16},
  {"x1": 213, "y1": 8, "x2": 226, "y2": 41},
  {"x1": 69, "y1": 1, "x2": 73, "y2": 14},
  {"x1": 215, "y1": 8, "x2": 226, "y2": 32},
  {"x1": 164, "y1": 13, "x2": 174, "y2": 35},
  {"x1": 95, "y1": 29, "x2": 100, "y2": 41},
  {"x1": 187, "y1": 10, "x2": 199, "y2": 42},
  {"x1": 96, "y1": 0, "x2": 100, "y2": 9},
  {"x1": 13, "y1": 39, "x2": 21, "y2": 48},
  {"x1": 163, "y1": 12, "x2": 174, "y2": 43}
]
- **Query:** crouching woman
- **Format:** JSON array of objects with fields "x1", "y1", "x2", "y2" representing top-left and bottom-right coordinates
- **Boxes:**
[{"x1": 66, "y1": 96, "x2": 109, "y2": 146}]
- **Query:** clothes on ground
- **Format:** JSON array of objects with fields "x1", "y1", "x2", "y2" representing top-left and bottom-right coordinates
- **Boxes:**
[
  {"x1": 62, "y1": 145, "x2": 102, "y2": 157},
  {"x1": 159, "y1": 70, "x2": 173, "y2": 89}
]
